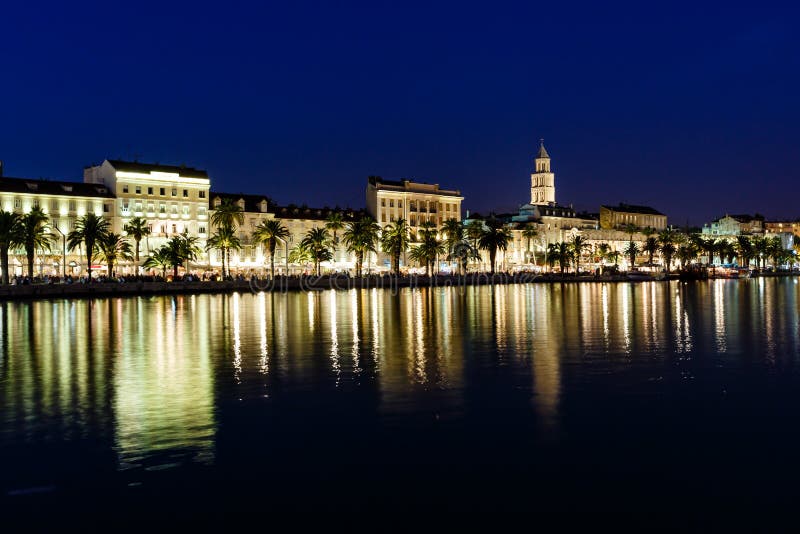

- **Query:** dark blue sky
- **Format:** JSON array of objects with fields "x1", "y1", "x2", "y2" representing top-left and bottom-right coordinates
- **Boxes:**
[{"x1": 2, "y1": 1, "x2": 798, "y2": 224}]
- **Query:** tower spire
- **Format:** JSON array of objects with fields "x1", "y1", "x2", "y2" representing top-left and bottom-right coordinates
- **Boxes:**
[{"x1": 537, "y1": 139, "x2": 550, "y2": 159}]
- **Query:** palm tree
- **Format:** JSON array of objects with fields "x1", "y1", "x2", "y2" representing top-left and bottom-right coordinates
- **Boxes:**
[
  {"x1": 18, "y1": 207, "x2": 52, "y2": 278},
  {"x1": 767, "y1": 236, "x2": 784, "y2": 268},
  {"x1": 210, "y1": 198, "x2": 244, "y2": 232},
  {"x1": 164, "y1": 232, "x2": 201, "y2": 279},
  {"x1": 67, "y1": 213, "x2": 110, "y2": 282},
  {"x1": 643, "y1": 236, "x2": 659, "y2": 267},
  {"x1": 658, "y1": 229, "x2": 677, "y2": 273},
  {"x1": 477, "y1": 219, "x2": 512, "y2": 274},
  {"x1": 624, "y1": 241, "x2": 639, "y2": 271},
  {"x1": 252, "y1": 219, "x2": 290, "y2": 277},
  {"x1": 143, "y1": 248, "x2": 171, "y2": 278},
  {"x1": 466, "y1": 219, "x2": 484, "y2": 267},
  {"x1": 751, "y1": 235, "x2": 768, "y2": 270},
  {"x1": 546, "y1": 243, "x2": 559, "y2": 272},
  {"x1": 179, "y1": 232, "x2": 202, "y2": 274},
  {"x1": 607, "y1": 249, "x2": 621, "y2": 268},
  {"x1": 300, "y1": 227, "x2": 333, "y2": 276},
  {"x1": 123, "y1": 216, "x2": 151, "y2": 270},
  {"x1": 206, "y1": 226, "x2": 241, "y2": 277},
  {"x1": 380, "y1": 218, "x2": 411, "y2": 274},
  {"x1": 676, "y1": 244, "x2": 697, "y2": 269},
  {"x1": 701, "y1": 237, "x2": 718, "y2": 267},
  {"x1": 441, "y1": 218, "x2": 464, "y2": 271},
  {"x1": 570, "y1": 234, "x2": 590, "y2": 274},
  {"x1": 288, "y1": 243, "x2": 313, "y2": 270},
  {"x1": 0, "y1": 211, "x2": 21, "y2": 284},
  {"x1": 341, "y1": 216, "x2": 380, "y2": 277},
  {"x1": 325, "y1": 212, "x2": 345, "y2": 256},
  {"x1": 553, "y1": 241, "x2": 572, "y2": 275},
  {"x1": 98, "y1": 232, "x2": 133, "y2": 278},
  {"x1": 447, "y1": 239, "x2": 479, "y2": 274},
  {"x1": 409, "y1": 223, "x2": 446, "y2": 276},
  {"x1": 521, "y1": 223, "x2": 539, "y2": 265},
  {"x1": 735, "y1": 235, "x2": 754, "y2": 268},
  {"x1": 596, "y1": 242, "x2": 611, "y2": 274}
]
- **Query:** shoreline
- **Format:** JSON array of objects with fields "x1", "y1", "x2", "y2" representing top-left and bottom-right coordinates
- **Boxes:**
[{"x1": 0, "y1": 271, "x2": 797, "y2": 301}]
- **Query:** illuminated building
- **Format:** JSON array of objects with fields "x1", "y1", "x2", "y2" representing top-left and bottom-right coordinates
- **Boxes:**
[
  {"x1": 209, "y1": 192, "x2": 364, "y2": 273},
  {"x1": 84, "y1": 160, "x2": 211, "y2": 258},
  {"x1": 599, "y1": 203, "x2": 667, "y2": 231},
  {"x1": 0, "y1": 171, "x2": 113, "y2": 276},
  {"x1": 702, "y1": 214, "x2": 765, "y2": 236},
  {"x1": 366, "y1": 176, "x2": 463, "y2": 233}
]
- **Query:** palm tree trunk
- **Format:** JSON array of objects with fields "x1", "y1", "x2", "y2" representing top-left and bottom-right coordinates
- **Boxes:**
[
  {"x1": 86, "y1": 243, "x2": 93, "y2": 283},
  {"x1": 489, "y1": 249, "x2": 497, "y2": 274},
  {"x1": 270, "y1": 252, "x2": 275, "y2": 278},
  {"x1": 26, "y1": 248, "x2": 34, "y2": 279},
  {"x1": 1, "y1": 247, "x2": 9, "y2": 285}
]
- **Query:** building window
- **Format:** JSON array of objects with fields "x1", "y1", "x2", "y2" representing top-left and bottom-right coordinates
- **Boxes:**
[
  {"x1": 159, "y1": 203, "x2": 166, "y2": 214},
  {"x1": 103, "y1": 204, "x2": 109, "y2": 213},
  {"x1": 381, "y1": 199, "x2": 385, "y2": 207},
  {"x1": 183, "y1": 189, "x2": 188, "y2": 198},
  {"x1": 172, "y1": 224, "x2": 177, "y2": 234},
  {"x1": 122, "y1": 185, "x2": 129, "y2": 194},
  {"x1": 148, "y1": 187, "x2": 153, "y2": 195},
  {"x1": 171, "y1": 205, "x2": 178, "y2": 215},
  {"x1": 172, "y1": 188, "x2": 177, "y2": 197},
  {"x1": 389, "y1": 199, "x2": 394, "y2": 208},
  {"x1": 32, "y1": 199, "x2": 39, "y2": 209},
  {"x1": 199, "y1": 191, "x2": 206, "y2": 199},
  {"x1": 135, "y1": 186, "x2": 141, "y2": 195},
  {"x1": 160, "y1": 187, "x2": 166, "y2": 196},
  {"x1": 199, "y1": 226, "x2": 206, "y2": 234},
  {"x1": 198, "y1": 207, "x2": 206, "y2": 218},
  {"x1": 68, "y1": 200, "x2": 75, "y2": 211},
  {"x1": 182, "y1": 205, "x2": 190, "y2": 216},
  {"x1": 147, "y1": 203, "x2": 154, "y2": 213},
  {"x1": 135, "y1": 202, "x2": 142, "y2": 213},
  {"x1": 382, "y1": 213, "x2": 387, "y2": 222}
]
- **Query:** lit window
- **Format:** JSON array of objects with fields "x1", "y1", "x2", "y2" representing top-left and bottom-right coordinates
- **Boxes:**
[{"x1": 182, "y1": 205, "x2": 190, "y2": 215}]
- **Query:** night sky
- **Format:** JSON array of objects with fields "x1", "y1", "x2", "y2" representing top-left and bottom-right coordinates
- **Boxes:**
[{"x1": 2, "y1": 1, "x2": 798, "y2": 225}]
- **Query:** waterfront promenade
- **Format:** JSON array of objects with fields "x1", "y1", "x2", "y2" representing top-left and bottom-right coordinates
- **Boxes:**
[{"x1": 0, "y1": 271, "x2": 796, "y2": 300}]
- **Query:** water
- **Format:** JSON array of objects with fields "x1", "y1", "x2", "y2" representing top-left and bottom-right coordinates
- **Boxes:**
[{"x1": 1, "y1": 279, "x2": 799, "y2": 527}]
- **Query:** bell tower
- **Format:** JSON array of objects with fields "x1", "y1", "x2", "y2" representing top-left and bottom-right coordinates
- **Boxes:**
[{"x1": 530, "y1": 139, "x2": 555, "y2": 205}]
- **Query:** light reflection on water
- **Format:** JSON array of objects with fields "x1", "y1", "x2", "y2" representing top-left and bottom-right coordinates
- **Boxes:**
[{"x1": 0, "y1": 279, "x2": 799, "y2": 485}]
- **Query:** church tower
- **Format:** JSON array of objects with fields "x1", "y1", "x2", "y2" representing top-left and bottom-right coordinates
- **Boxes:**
[{"x1": 530, "y1": 140, "x2": 555, "y2": 205}]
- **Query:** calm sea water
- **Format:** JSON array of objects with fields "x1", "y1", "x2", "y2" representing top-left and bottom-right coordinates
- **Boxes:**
[{"x1": 2, "y1": 279, "x2": 800, "y2": 527}]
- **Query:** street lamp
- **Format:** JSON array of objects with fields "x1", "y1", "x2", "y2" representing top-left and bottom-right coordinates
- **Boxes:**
[{"x1": 51, "y1": 224, "x2": 67, "y2": 279}]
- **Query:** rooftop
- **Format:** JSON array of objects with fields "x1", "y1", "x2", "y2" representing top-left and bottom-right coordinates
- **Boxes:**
[
  {"x1": 0, "y1": 176, "x2": 114, "y2": 198},
  {"x1": 602, "y1": 203, "x2": 664, "y2": 216},
  {"x1": 368, "y1": 176, "x2": 461, "y2": 197},
  {"x1": 103, "y1": 159, "x2": 209, "y2": 178}
]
